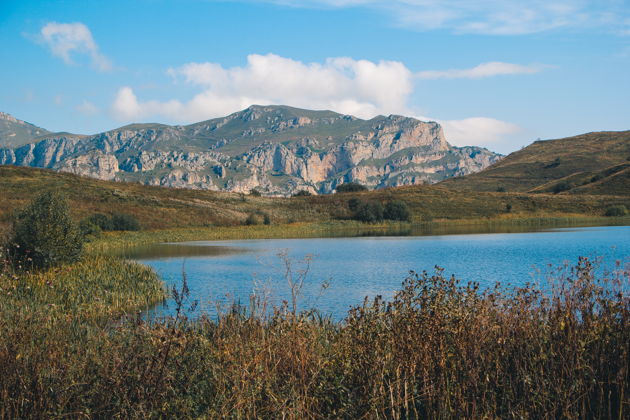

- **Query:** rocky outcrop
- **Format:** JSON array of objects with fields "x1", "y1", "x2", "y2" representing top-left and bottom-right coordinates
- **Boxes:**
[{"x1": 0, "y1": 106, "x2": 502, "y2": 195}]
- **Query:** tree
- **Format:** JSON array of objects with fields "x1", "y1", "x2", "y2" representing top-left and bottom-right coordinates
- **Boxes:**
[
  {"x1": 292, "y1": 190, "x2": 312, "y2": 197},
  {"x1": 10, "y1": 191, "x2": 84, "y2": 269},
  {"x1": 383, "y1": 200, "x2": 411, "y2": 221},
  {"x1": 355, "y1": 201, "x2": 384, "y2": 223},
  {"x1": 348, "y1": 198, "x2": 362, "y2": 212},
  {"x1": 604, "y1": 205, "x2": 628, "y2": 217},
  {"x1": 336, "y1": 182, "x2": 367, "y2": 193},
  {"x1": 110, "y1": 213, "x2": 141, "y2": 231}
]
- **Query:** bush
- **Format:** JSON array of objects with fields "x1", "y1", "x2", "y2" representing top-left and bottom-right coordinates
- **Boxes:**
[
  {"x1": 78, "y1": 219, "x2": 102, "y2": 239},
  {"x1": 249, "y1": 189, "x2": 262, "y2": 197},
  {"x1": 496, "y1": 186, "x2": 506, "y2": 192},
  {"x1": 505, "y1": 203, "x2": 513, "y2": 213},
  {"x1": 604, "y1": 205, "x2": 628, "y2": 217},
  {"x1": 336, "y1": 182, "x2": 367, "y2": 193},
  {"x1": 85, "y1": 213, "x2": 113, "y2": 231},
  {"x1": 355, "y1": 201, "x2": 384, "y2": 223},
  {"x1": 9, "y1": 191, "x2": 84, "y2": 269},
  {"x1": 245, "y1": 213, "x2": 261, "y2": 225},
  {"x1": 383, "y1": 200, "x2": 411, "y2": 221},
  {"x1": 263, "y1": 213, "x2": 271, "y2": 225},
  {"x1": 292, "y1": 190, "x2": 312, "y2": 197},
  {"x1": 348, "y1": 198, "x2": 361, "y2": 212},
  {"x1": 110, "y1": 213, "x2": 141, "y2": 231},
  {"x1": 552, "y1": 181, "x2": 572, "y2": 194}
]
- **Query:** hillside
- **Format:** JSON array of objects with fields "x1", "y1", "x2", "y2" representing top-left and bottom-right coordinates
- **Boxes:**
[
  {"x1": 1, "y1": 166, "x2": 628, "y2": 233},
  {"x1": 0, "y1": 106, "x2": 500, "y2": 195},
  {"x1": 0, "y1": 112, "x2": 51, "y2": 148},
  {"x1": 440, "y1": 131, "x2": 630, "y2": 195}
]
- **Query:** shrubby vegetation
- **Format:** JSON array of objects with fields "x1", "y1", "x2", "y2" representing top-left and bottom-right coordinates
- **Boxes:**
[
  {"x1": 80, "y1": 212, "x2": 141, "y2": 234},
  {"x1": 605, "y1": 204, "x2": 628, "y2": 217},
  {"x1": 348, "y1": 198, "x2": 411, "y2": 222},
  {"x1": 336, "y1": 182, "x2": 367, "y2": 193},
  {"x1": 0, "y1": 253, "x2": 627, "y2": 418},
  {"x1": 292, "y1": 189, "x2": 312, "y2": 197},
  {"x1": 8, "y1": 191, "x2": 84, "y2": 269}
]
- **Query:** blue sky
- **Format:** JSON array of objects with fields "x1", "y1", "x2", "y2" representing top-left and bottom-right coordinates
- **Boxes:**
[{"x1": 1, "y1": 0, "x2": 628, "y2": 153}]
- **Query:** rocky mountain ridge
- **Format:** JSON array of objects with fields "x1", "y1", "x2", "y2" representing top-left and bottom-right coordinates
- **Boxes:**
[{"x1": 0, "y1": 106, "x2": 501, "y2": 195}]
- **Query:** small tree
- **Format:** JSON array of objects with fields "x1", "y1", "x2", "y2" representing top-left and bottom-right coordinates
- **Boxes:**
[
  {"x1": 10, "y1": 191, "x2": 84, "y2": 269},
  {"x1": 110, "y1": 213, "x2": 141, "y2": 231},
  {"x1": 355, "y1": 202, "x2": 384, "y2": 223},
  {"x1": 292, "y1": 190, "x2": 312, "y2": 197},
  {"x1": 249, "y1": 189, "x2": 262, "y2": 197},
  {"x1": 336, "y1": 182, "x2": 367, "y2": 193},
  {"x1": 383, "y1": 200, "x2": 411, "y2": 222},
  {"x1": 604, "y1": 205, "x2": 628, "y2": 217},
  {"x1": 348, "y1": 197, "x2": 362, "y2": 212}
]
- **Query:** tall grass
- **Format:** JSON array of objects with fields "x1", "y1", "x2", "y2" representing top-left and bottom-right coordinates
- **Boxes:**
[{"x1": 0, "y1": 253, "x2": 627, "y2": 418}]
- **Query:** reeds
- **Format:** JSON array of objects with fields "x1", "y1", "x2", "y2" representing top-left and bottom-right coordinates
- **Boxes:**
[{"x1": 0, "y1": 254, "x2": 628, "y2": 419}]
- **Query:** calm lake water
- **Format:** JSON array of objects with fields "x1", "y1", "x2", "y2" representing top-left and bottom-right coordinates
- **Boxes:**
[{"x1": 133, "y1": 226, "x2": 630, "y2": 320}]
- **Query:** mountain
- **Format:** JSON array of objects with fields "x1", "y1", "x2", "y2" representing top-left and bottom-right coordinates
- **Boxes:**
[
  {"x1": 0, "y1": 106, "x2": 501, "y2": 195},
  {"x1": 0, "y1": 112, "x2": 51, "y2": 148},
  {"x1": 440, "y1": 131, "x2": 630, "y2": 195}
]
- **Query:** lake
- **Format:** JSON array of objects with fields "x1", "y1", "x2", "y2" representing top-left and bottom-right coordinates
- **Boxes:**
[{"x1": 132, "y1": 226, "x2": 630, "y2": 320}]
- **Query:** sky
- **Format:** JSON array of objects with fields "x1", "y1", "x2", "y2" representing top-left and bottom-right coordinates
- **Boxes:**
[{"x1": 0, "y1": 0, "x2": 629, "y2": 154}]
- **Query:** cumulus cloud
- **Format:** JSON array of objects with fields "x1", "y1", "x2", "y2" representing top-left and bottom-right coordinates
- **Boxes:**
[
  {"x1": 111, "y1": 53, "x2": 530, "y2": 150},
  {"x1": 436, "y1": 117, "x2": 523, "y2": 149},
  {"x1": 113, "y1": 53, "x2": 413, "y2": 121},
  {"x1": 40, "y1": 22, "x2": 111, "y2": 71},
  {"x1": 250, "y1": 0, "x2": 629, "y2": 35},
  {"x1": 416, "y1": 62, "x2": 546, "y2": 79}
]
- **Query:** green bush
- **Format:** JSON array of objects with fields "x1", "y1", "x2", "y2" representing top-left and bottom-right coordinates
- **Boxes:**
[
  {"x1": 263, "y1": 213, "x2": 271, "y2": 225},
  {"x1": 249, "y1": 189, "x2": 262, "y2": 197},
  {"x1": 604, "y1": 205, "x2": 628, "y2": 217},
  {"x1": 78, "y1": 219, "x2": 102, "y2": 239},
  {"x1": 245, "y1": 213, "x2": 261, "y2": 225},
  {"x1": 348, "y1": 198, "x2": 361, "y2": 212},
  {"x1": 85, "y1": 213, "x2": 113, "y2": 231},
  {"x1": 110, "y1": 213, "x2": 141, "y2": 231},
  {"x1": 336, "y1": 182, "x2": 367, "y2": 193},
  {"x1": 355, "y1": 201, "x2": 384, "y2": 223},
  {"x1": 9, "y1": 191, "x2": 84, "y2": 269},
  {"x1": 292, "y1": 190, "x2": 312, "y2": 197},
  {"x1": 383, "y1": 200, "x2": 411, "y2": 221}
]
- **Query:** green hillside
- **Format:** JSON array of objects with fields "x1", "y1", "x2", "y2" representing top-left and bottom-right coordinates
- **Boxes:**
[{"x1": 440, "y1": 131, "x2": 630, "y2": 195}]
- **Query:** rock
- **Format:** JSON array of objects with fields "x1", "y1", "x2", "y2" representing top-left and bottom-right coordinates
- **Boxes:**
[{"x1": 0, "y1": 106, "x2": 502, "y2": 195}]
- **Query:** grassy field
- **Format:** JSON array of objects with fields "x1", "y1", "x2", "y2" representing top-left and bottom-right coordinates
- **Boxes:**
[
  {"x1": 441, "y1": 130, "x2": 630, "y2": 194},
  {"x1": 2, "y1": 165, "x2": 629, "y2": 237}
]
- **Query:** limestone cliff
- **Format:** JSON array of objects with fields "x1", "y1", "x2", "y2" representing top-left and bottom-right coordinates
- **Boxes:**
[{"x1": 0, "y1": 106, "x2": 502, "y2": 195}]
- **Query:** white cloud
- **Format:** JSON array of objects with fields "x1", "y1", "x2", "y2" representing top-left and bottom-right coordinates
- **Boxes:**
[
  {"x1": 248, "y1": 0, "x2": 629, "y2": 35},
  {"x1": 111, "y1": 53, "x2": 529, "y2": 151},
  {"x1": 40, "y1": 22, "x2": 111, "y2": 71},
  {"x1": 416, "y1": 62, "x2": 546, "y2": 79},
  {"x1": 436, "y1": 117, "x2": 523, "y2": 149},
  {"x1": 114, "y1": 53, "x2": 413, "y2": 121},
  {"x1": 76, "y1": 100, "x2": 99, "y2": 115}
]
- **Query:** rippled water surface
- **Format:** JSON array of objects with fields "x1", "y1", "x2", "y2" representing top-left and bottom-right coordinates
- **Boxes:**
[{"x1": 135, "y1": 226, "x2": 630, "y2": 320}]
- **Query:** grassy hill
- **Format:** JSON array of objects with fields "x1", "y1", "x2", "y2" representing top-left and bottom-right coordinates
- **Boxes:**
[
  {"x1": 1, "y1": 165, "x2": 629, "y2": 236},
  {"x1": 440, "y1": 131, "x2": 630, "y2": 195}
]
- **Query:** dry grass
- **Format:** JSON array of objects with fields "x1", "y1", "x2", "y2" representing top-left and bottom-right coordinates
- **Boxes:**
[{"x1": 0, "y1": 252, "x2": 627, "y2": 419}]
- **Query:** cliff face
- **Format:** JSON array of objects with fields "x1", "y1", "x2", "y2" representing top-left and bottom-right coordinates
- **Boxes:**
[{"x1": 0, "y1": 106, "x2": 502, "y2": 195}]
